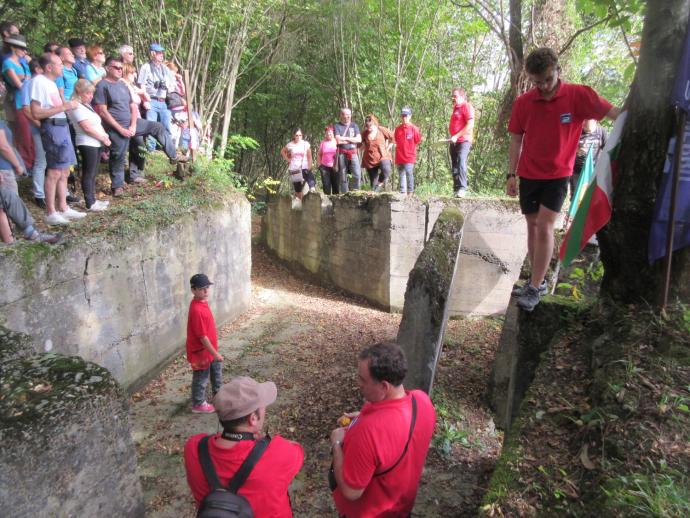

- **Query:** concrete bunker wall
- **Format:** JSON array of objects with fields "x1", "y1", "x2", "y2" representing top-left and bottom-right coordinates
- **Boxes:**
[
  {"x1": 262, "y1": 193, "x2": 527, "y2": 316},
  {"x1": 0, "y1": 194, "x2": 251, "y2": 389}
]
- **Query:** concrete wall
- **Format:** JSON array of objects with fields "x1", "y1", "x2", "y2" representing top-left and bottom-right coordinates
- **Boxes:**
[
  {"x1": 262, "y1": 193, "x2": 527, "y2": 316},
  {"x1": 0, "y1": 195, "x2": 251, "y2": 389},
  {"x1": 0, "y1": 328, "x2": 144, "y2": 517}
]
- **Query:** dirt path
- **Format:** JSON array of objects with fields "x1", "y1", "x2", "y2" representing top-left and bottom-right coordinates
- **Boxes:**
[{"x1": 130, "y1": 233, "x2": 503, "y2": 517}]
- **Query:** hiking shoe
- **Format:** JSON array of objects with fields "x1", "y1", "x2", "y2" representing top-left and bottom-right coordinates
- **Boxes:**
[
  {"x1": 34, "y1": 197, "x2": 47, "y2": 209},
  {"x1": 516, "y1": 284, "x2": 541, "y2": 312},
  {"x1": 28, "y1": 230, "x2": 63, "y2": 244},
  {"x1": 45, "y1": 212, "x2": 70, "y2": 225},
  {"x1": 373, "y1": 183, "x2": 383, "y2": 193},
  {"x1": 61, "y1": 207, "x2": 87, "y2": 220},
  {"x1": 130, "y1": 177, "x2": 146, "y2": 184},
  {"x1": 170, "y1": 152, "x2": 189, "y2": 164},
  {"x1": 455, "y1": 188, "x2": 467, "y2": 198},
  {"x1": 66, "y1": 192, "x2": 81, "y2": 204},
  {"x1": 512, "y1": 279, "x2": 548, "y2": 297},
  {"x1": 113, "y1": 187, "x2": 125, "y2": 197},
  {"x1": 191, "y1": 402, "x2": 215, "y2": 414}
]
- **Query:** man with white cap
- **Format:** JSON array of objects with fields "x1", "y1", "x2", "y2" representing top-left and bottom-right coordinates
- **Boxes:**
[{"x1": 184, "y1": 376, "x2": 304, "y2": 517}]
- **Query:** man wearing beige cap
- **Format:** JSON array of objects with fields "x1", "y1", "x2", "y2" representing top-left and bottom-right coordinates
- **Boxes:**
[{"x1": 184, "y1": 376, "x2": 304, "y2": 517}]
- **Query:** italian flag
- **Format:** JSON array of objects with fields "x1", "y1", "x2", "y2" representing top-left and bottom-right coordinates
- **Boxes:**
[{"x1": 560, "y1": 111, "x2": 628, "y2": 267}]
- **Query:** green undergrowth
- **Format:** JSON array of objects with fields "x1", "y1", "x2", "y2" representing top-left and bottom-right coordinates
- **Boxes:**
[{"x1": 483, "y1": 301, "x2": 690, "y2": 517}]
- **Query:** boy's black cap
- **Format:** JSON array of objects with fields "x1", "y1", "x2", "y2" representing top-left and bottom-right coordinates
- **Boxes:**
[
  {"x1": 68, "y1": 38, "x2": 86, "y2": 48},
  {"x1": 190, "y1": 273, "x2": 213, "y2": 289}
]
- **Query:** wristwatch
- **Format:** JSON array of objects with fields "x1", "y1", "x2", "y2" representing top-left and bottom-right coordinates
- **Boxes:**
[
  {"x1": 506, "y1": 173, "x2": 516, "y2": 180},
  {"x1": 332, "y1": 440, "x2": 343, "y2": 450}
]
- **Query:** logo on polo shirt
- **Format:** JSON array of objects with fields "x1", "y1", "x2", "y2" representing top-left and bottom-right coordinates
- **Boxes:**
[{"x1": 560, "y1": 113, "x2": 573, "y2": 124}]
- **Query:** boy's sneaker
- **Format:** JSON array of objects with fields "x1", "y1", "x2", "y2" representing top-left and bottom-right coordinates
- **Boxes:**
[
  {"x1": 45, "y1": 212, "x2": 70, "y2": 226},
  {"x1": 61, "y1": 207, "x2": 87, "y2": 220},
  {"x1": 512, "y1": 279, "x2": 548, "y2": 297},
  {"x1": 516, "y1": 284, "x2": 542, "y2": 312},
  {"x1": 192, "y1": 401, "x2": 215, "y2": 414},
  {"x1": 455, "y1": 188, "x2": 467, "y2": 198}
]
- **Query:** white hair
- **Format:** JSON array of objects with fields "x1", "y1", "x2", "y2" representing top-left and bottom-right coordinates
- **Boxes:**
[
  {"x1": 340, "y1": 108, "x2": 351, "y2": 115},
  {"x1": 119, "y1": 44, "x2": 133, "y2": 56}
]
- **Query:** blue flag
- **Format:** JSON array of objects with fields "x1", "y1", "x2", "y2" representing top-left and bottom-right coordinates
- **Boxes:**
[
  {"x1": 648, "y1": 119, "x2": 690, "y2": 264},
  {"x1": 648, "y1": 17, "x2": 690, "y2": 264}
]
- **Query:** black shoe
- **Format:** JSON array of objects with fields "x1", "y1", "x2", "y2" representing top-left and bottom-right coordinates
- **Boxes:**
[
  {"x1": 66, "y1": 192, "x2": 81, "y2": 204},
  {"x1": 34, "y1": 197, "x2": 47, "y2": 209}
]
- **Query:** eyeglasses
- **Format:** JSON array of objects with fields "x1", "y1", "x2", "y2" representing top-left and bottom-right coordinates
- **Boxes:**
[{"x1": 110, "y1": 65, "x2": 123, "y2": 70}]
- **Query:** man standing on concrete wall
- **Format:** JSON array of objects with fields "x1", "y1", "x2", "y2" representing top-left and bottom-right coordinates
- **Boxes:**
[
  {"x1": 335, "y1": 107, "x2": 362, "y2": 193},
  {"x1": 448, "y1": 87, "x2": 475, "y2": 198},
  {"x1": 329, "y1": 342, "x2": 436, "y2": 517},
  {"x1": 506, "y1": 47, "x2": 619, "y2": 311}
]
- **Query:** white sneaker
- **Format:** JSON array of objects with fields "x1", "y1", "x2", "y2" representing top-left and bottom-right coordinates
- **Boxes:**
[
  {"x1": 61, "y1": 207, "x2": 87, "y2": 220},
  {"x1": 302, "y1": 183, "x2": 310, "y2": 196},
  {"x1": 45, "y1": 212, "x2": 70, "y2": 225},
  {"x1": 455, "y1": 188, "x2": 467, "y2": 198},
  {"x1": 88, "y1": 200, "x2": 109, "y2": 212}
]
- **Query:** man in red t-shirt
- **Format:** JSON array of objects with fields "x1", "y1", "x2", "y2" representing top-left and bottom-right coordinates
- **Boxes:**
[
  {"x1": 394, "y1": 107, "x2": 422, "y2": 195},
  {"x1": 184, "y1": 376, "x2": 304, "y2": 517},
  {"x1": 330, "y1": 342, "x2": 436, "y2": 517},
  {"x1": 448, "y1": 87, "x2": 475, "y2": 197},
  {"x1": 186, "y1": 273, "x2": 223, "y2": 413},
  {"x1": 506, "y1": 47, "x2": 619, "y2": 311}
]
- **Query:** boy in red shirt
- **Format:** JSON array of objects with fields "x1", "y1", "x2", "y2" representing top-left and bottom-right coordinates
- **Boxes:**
[
  {"x1": 507, "y1": 47, "x2": 619, "y2": 311},
  {"x1": 186, "y1": 273, "x2": 223, "y2": 413},
  {"x1": 394, "y1": 106, "x2": 422, "y2": 195}
]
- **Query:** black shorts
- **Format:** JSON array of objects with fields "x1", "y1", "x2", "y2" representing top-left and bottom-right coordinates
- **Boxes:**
[{"x1": 519, "y1": 177, "x2": 569, "y2": 214}]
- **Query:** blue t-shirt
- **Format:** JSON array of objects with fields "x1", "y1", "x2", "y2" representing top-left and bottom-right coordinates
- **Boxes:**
[
  {"x1": 20, "y1": 79, "x2": 40, "y2": 135},
  {"x1": 2, "y1": 58, "x2": 31, "y2": 109},
  {"x1": 85, "y1": 63, "x2": 105, "y2": 83},
  {"x1": 55, "y1": 66, "x2": 79, "y2": 100}
]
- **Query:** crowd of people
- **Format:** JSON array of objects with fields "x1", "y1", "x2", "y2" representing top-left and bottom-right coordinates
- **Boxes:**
[
  {"x1": 0, "y1": 20, "x2": 200, "y2": 244},
  {"x1": 281, "y1": 91, "x2": 475, "y2": 205}
]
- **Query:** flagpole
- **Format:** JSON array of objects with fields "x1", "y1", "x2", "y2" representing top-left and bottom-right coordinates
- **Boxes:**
[{"x1": 660, "y1": 107, "x2": 686, "y2": 311}]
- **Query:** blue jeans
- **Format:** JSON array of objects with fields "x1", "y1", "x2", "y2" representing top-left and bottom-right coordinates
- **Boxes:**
[
  {"x1": 398, "y1": 163, "x2": 415, "y2": 193},
  {"x1": 338, "y1": 153, "x2": 361, "y2": 193},
  {"x1": 191, "y1": 360, "x2": 223, "y2": 406},
  {"x1": 450, "y1": 141, "x2": 472, "y2": 190},
  {"x1": 145, "y1": 100, "x2": 172, "y2": 151}
]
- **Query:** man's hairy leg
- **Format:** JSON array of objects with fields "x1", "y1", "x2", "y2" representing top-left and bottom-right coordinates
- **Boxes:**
[{"x1": 530, "y1": 205, "x2": 560, "y2": 289}]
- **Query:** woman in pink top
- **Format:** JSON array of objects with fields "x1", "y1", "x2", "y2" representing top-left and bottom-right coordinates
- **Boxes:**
[
  {"x1": 280, "y1": 128, "x2": 314, "y2": 202},
  {"x1": 317, "y1": 126, "x2": 338, "y2": 194}
]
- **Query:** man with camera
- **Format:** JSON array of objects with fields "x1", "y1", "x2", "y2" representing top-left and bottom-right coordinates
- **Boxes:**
[
  {"x1": 94, "y1": 57, "x2": 186, "y2": 195},
  {"x1": 329, "y1": 342, "x2": 436, "y2": 517},
  {"x1": 137, "y1": 42, "x2": 175, "y2": 149}
]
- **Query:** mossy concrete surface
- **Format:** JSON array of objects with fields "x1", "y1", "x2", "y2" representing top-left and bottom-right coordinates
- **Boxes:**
[
  {"x1": 397, "y1": 206, "x2": 464, "y2": 393},
  {"x1": 0, "y1": 343, "x2": 143, "y2": 517},
  {"x1": 262, "y1": 193, "x2": 526, "y2": 316},
  {"x1": 0, "y1": 196, "x2": 251, "y2": 389}
]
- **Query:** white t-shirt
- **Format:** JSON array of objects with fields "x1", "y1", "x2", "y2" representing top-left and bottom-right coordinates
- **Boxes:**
[
  {"x1": 68, "y1": 103, "x2": 104, "y2": 147},
  {"x1": 30, "y1": 74, "x2": 66, "y2": 119},
  {"x1": 287, "y1": 140, "x2": 310, "y2": 171}
]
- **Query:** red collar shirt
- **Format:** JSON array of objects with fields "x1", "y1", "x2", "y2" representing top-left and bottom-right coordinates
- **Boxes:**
[
  {"x1": 508, "y1": 82, "x2": 612, "y2": 180},
  {"x1": 186, "y1": 298, "x2": 218, "y2": 370},
  {"x1": 393, "y1": 123, "x2": 422, "y2": 165},
  {"x1": 448, "y1": 101, "x2": 474, "y2": 142},
  {"x1": 333, "y1": 390, "x2": 436, "y2": 517}
]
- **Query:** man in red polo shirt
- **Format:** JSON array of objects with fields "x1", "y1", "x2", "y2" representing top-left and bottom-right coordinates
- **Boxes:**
[
  {"x1": 184, "y1": 376, "x2": 304, "y2": 517},
  {"x1": 330, "y1": 342, "x2": 436, "y2": 517},
  {"x1": 448, "y1": 87, "x2": 475, "y2": 197},
  {"x1": 507, "y1": 47, "x2": 619, "y2": 311}
]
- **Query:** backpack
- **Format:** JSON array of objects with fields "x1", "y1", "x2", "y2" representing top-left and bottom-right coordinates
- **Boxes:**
[
  {"x1": 166, "y1": 90, "x2": 186, "y2": 110},
  {"x1": 197, "y1": 434, "x2": 271, "y2": 518}
]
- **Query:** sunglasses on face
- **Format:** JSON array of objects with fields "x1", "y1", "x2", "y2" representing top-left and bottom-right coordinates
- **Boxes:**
[{"x1": 110, "y1": 65, "x2": 123, "y2": 70}]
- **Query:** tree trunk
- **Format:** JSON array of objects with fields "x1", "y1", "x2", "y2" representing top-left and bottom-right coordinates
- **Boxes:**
[{"x1": 599, "y1": 0, "x2": 690, "y2": 304}]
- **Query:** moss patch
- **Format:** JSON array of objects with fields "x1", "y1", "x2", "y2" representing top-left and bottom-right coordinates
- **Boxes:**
[{"x1": 0, "y1": 353, "x2": 122, "y2": 438}]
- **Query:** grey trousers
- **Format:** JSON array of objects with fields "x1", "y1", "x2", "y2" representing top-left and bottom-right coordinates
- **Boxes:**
[{"x1": 0, "y1": 169, "x2": 35, "y2": 236}]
